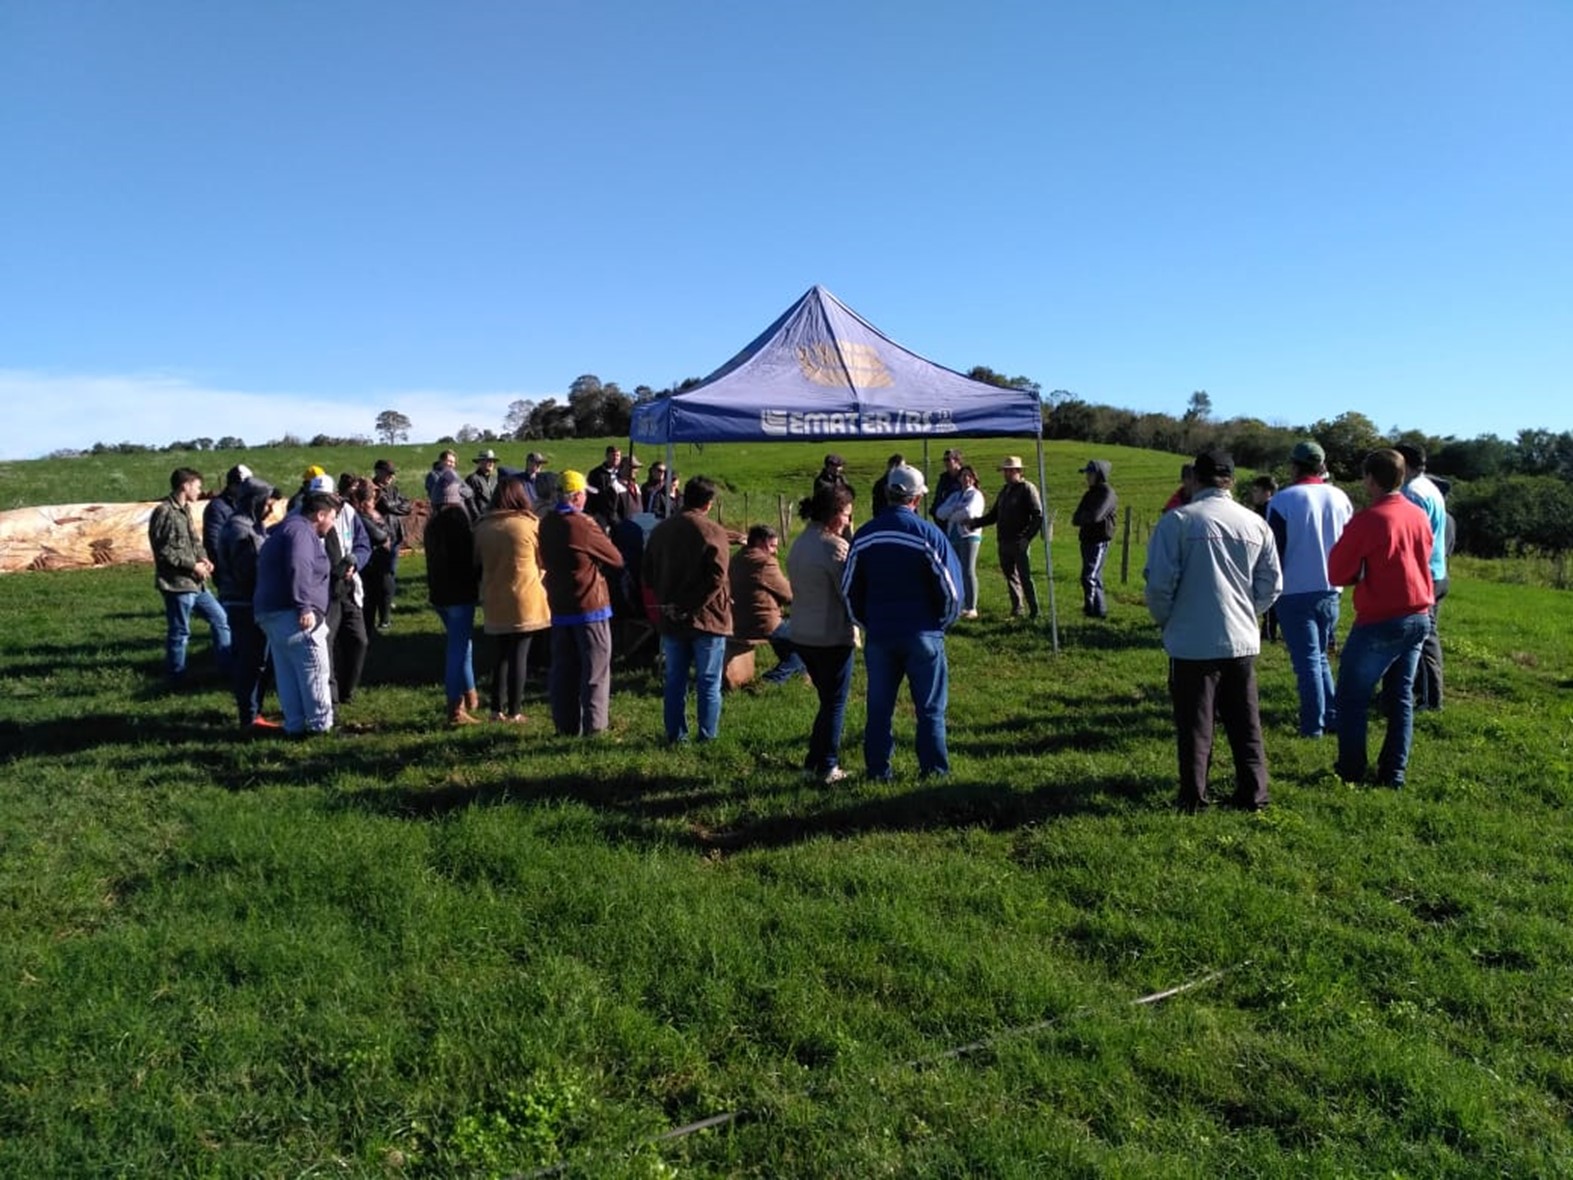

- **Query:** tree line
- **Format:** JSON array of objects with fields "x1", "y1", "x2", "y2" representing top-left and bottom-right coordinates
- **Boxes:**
[{"x1": 51, "y1": 367, "x2": 1573, "y2": 562}]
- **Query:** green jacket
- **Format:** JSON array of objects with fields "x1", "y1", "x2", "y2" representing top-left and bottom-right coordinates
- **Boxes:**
[{"x1": 149, "y1": 495, "x2": 208, "y2": 593}]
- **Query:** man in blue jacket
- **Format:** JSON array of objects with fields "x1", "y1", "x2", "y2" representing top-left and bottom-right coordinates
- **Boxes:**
[
  {"x1": 843, "y1": 464, "x2": 964, "y2": 780},
  {"x1": 255, "y1": 490, "x2": 339, "y2": 735}
]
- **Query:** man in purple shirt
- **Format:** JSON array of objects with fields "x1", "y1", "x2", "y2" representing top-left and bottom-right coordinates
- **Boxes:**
[{"x1": 254, "y1": 491, "x2": 339, "y2": 735}]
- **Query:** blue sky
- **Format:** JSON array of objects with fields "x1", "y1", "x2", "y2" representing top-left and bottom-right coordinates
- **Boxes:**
[{"x1": 2, "y1": 0, "x2": 1568, "y2": 460}]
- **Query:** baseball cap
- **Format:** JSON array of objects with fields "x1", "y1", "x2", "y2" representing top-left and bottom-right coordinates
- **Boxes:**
[
  {"x1": 560, "y1": 469, "x2": 588, "y2": 495},
  {"x1": 224, "y1": 464, "x2": 253, "y2": 485},
  {"x1": 885, "y1": 464, "x2": 927, "y2": 499},
  {"x1": 303, "y1": 464, "x2": 326, "y2": 480},
  {"x1": 1290, "y1": 440, "x2": 1326, "y2": 466},
  {"x1": 308, "y1": 474, "x2": 337, "y2": 494},
  {"x1": 1194, "y1": 449, "x2": 1235, "y2": 481},
  {"x1": 525, "y1": 452, "x2": 548, "y2": 465}
]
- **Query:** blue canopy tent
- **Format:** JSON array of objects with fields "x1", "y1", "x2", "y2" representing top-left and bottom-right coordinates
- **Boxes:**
[{"x1": 630, "y1": 285, "x2": 1059, "y2": 648}]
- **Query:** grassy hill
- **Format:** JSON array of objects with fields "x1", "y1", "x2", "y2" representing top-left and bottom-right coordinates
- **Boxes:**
[
  {"x1": 2, "y1": 441, "x2": 1570, "y2": 1176},
  {"x1": 0, "y1": 437, "x2": 1193, "y2": 522}
]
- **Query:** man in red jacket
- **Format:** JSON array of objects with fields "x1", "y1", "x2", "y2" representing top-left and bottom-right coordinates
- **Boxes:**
[{"x1": 1326, "y1": 448, "x2": 1435, "y2": 788}]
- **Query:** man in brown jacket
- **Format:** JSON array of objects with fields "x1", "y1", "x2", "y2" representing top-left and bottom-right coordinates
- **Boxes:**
[
  {"x1": 149, "y1": 466, "x2": 233, "y2": 686},
  {"x1": 644, "y1": 476, "x2": 733, "y2": 743},
  {"x1": 729, "y1": 525, "x2": 805, "y2": 684},
  {"x1": 538, "y1": 469, "x2": 624, "y2": 736}
]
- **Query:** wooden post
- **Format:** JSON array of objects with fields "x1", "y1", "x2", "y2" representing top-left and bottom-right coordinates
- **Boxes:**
[{"x1": 1120, "y1": 506, "x2": 1132, "y2": 584}]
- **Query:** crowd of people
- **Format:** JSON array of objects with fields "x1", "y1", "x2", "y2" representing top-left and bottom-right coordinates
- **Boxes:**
[{"x1": 145, "y1": 438, "x2": 1450, "y2": 805}]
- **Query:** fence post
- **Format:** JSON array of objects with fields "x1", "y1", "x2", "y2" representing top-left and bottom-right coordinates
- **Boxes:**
[{"x1": 1120, "y1": 506, "x2": 1132, "y2": 584}]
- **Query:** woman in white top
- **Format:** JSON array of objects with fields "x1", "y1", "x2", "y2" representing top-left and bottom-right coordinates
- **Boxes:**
[
  {"x1": 934, "y1": 465, "x2": 985, "y2": 618},
  {"x1": 785, "y1": 484, "x2": 857, "y2": 785}
]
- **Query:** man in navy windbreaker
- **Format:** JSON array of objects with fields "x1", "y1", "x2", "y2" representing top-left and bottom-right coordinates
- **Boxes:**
[{"x1": 843, "y1": 464, "x2": 964, "y2": 780}]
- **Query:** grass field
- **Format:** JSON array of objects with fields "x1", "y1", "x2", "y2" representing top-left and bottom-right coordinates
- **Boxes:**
[{"x1": 2, "y1": 440, "x2": 1572, "y2": 1177}]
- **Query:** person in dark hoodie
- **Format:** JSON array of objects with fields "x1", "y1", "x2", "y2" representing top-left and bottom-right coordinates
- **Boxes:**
[
  {"x1": 217, "y1": 478, "x2": 279, "y2": 731},
  {"x1": 426, "y1": 473, "x2": 482, "y2": 725},
  {"x1": 202, "y1": 463, "x2": 253, "y2": 576},
  {"x1": 1071, "y1": 460, "x2": 1118, "y2": 618}
]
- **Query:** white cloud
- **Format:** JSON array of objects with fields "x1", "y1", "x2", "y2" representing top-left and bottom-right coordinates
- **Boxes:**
[{"x1": 0, "y1": 370, "x2": 538, "y2": 460}]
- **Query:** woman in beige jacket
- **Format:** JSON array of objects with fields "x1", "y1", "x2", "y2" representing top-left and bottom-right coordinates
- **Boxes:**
[{"x1": 472, "y1": 479, "x2": 551, "y2": 721}]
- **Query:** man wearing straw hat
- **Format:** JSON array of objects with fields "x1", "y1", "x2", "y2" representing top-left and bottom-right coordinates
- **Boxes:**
[{"x1": 970, "y1": 456, "x2": 1044, "y2": 620}]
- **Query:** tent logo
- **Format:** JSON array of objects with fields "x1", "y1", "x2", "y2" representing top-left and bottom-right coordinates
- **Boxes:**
[
  {"x1": 759, "y1": 409, "x2": 958, "y2": 437},
  {"x1": 796, "y1": 342, "x2": 894, "y2": 388}
]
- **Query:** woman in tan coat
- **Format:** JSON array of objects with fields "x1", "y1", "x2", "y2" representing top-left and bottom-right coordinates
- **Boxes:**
[{"x1": 472, "y1": 479, "x2": 551, "y2": 721}]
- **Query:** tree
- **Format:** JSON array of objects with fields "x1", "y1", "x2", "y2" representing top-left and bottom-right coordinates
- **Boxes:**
[
  {"x1": 375, "y1": 410, "x2": 412, "y2": 445},
  {"x1": 1184, "y1": 390, "x2": 1212, "y2": 422},
  {"x1": 1433, "y1": 434, "x2": 1511, "y2": 482},
  {"x1": 966, "y1": 366, "x2": 1041, "y2": 397},
  {"x1": 566, "y1": 374, "x2": 633, "y2": 437},
  {"x1": 454, "y1": 424, "x2": 483, "y2": 444},
  {"x1": 502, "y1": 399, "x2": 535, "y2": 440},
  {"x1": 1309, "y1": 411, "x2": 1385, "y2": 481},
  {"x1": 216, "y1": 435, "x2": 246, "y2": 450},
  {"x1": 1510, "y1": 428, "x2": 1573, "y2": 480}
]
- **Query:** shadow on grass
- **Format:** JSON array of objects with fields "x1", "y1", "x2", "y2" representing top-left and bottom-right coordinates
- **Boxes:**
[
  {"x1": 317, "y1": 754, "x2": 1172, "y2": 854},
  {"x1": 680, "y1": 772, "x2": 1171, "y2": 852}
]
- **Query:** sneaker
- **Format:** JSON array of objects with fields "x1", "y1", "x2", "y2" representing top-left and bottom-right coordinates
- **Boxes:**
[
  {"x1": 822, "y1": 766, "x2": 847, "y2": 785},
  {"x1": 960, "y1": 609, "x2": 979, "y2": 619},
  {"x1": 247, "y1": 716, "x2": 283, "y2": 731}
]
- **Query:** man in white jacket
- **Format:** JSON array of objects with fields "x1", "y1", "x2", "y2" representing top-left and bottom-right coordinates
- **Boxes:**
[{"x1": 1144, "y1": 450, "x2": 1282, "y2": 812}]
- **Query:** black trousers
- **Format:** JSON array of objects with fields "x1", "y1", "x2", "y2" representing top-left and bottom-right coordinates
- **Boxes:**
[
  {"x1": 327, "y1": 596, "x2": 369, "y2": 704},
  {"x1": 490, "y1": 631, "x2": 538, "y2": 717},
  {"x1": 1169, "y1": 656, "x2": 1268, "y2": 811}
]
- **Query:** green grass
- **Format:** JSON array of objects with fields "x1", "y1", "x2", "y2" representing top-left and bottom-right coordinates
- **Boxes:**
[{"x1": 2, "y1": 443, "x2": 1572, "y2": 1177}]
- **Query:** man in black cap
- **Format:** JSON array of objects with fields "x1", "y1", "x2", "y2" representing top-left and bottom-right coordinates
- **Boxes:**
[
  {"x1": 370, "y1": 459, "x2": 412, "y2": 631},
  {"x1": 1070, "y1": 459, "x2": 1118, "y2": 618},
  {"x1": 814, "y1": 454, "x2": 854, "y2": 539},
  {"x1": 1145, "y1": 450, "x2": 1281, "y2": 812}
]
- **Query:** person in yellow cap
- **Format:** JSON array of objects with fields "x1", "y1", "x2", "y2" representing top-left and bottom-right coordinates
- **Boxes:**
[
  {"x1": 286, "y1": 465, "x2": 329, "y2": 515},
  {"x1": 537, "y1": 469, "x2": 624, "y2": 736}
]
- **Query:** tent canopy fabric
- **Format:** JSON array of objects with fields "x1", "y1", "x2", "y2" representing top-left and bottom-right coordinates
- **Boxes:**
[{"x1": 630, "y1": 286, "x2": 1042, "y2": 445}]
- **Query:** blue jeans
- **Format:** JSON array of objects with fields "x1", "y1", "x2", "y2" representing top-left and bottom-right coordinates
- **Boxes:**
[
  {"x1": 863, "y1": 631, "x2": 950, "y2": 777},
  {"x1": 1276, "y1": 591, "x2": 1341, "y2": 736},
  {"x1": 1079, "y1": 540, "x2": 1110, "y2": 617},
  {"x1": 763, "y1": 622, "x2": 807, "y2": 680},
  {"x1": 433, "y1": 604, "x2": 476, "y2": 702},
  {"x1": 257, "y1": 609, "x2": 333, "y2": 734},
  {"x1": 795, "y1": 644, "x2": 855, "y2": 773},
  {"x1": 1334, "y1": 612, "x2": 1430, "y2": 786},
  {"x1": 954, "y1": 535, "x2": 981, "y2": 612},
  {"x1": 662, "y1": 632, "x2": 726, "y2": 741},
  {"x1": 161, "y1": 589, "x2": 232, "y2": 679}
]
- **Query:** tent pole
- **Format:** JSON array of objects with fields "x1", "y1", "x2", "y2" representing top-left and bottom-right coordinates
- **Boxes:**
[
  {"x1": 921, "y1": 438, "x2": 931, "y2": 516},
  {"x1": 1036, "y1": 432, "x2": 1059, "y2": 654}
]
